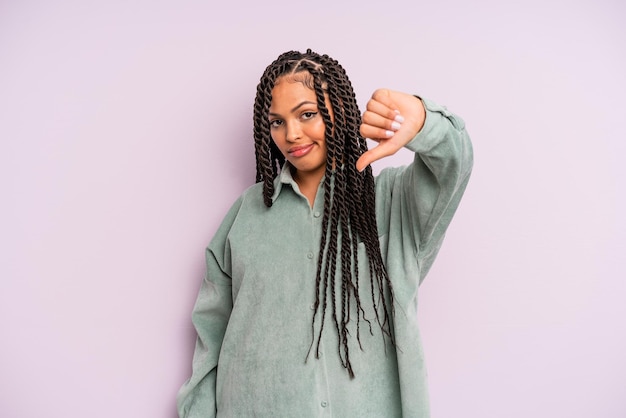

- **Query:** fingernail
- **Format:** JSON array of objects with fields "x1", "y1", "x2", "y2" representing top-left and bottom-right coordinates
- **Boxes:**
[
  {"x1": 394, "y1": 114, "x2": 405, "y2": 123},
  {"x1": 391, "y1": 121, "x2": 401, "y2": 131},
  {"x1": 385, "y1": 130, "x2": 394, "y2": 138}
]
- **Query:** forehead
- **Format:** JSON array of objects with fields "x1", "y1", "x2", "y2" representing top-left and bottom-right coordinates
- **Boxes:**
[{"x1": 269, "y1": 76, "x2": 318, "y2": 111}]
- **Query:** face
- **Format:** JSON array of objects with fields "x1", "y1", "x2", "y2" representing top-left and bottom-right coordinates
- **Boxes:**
[{"x1": 268, "y1": 75, "x2": 329, "y2": 185}]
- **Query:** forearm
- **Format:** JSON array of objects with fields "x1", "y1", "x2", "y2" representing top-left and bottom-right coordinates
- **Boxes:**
[{"x1": 397, "y1": 97, "x2": 473, "y2": 279}]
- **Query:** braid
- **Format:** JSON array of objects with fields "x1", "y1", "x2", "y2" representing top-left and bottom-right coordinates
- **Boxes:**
[{"x1": 253, "y1": 49, "x2": 395, "y2": 378}]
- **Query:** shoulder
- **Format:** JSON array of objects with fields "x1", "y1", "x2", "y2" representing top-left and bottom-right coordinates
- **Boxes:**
[
  {"x1": 208, "y1": 182, "x2": 265, "y2": 247},
  {"x1": 226, "y1": 182, "x2": 266, "y2": 216},
  {"x1": 240, "y1": 181, "x2": 264, "y2": 201}
]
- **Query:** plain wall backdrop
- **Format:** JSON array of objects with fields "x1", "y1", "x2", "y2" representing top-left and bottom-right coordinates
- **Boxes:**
[{"x1": 1, "y1": 0, "x2": 624, "y2": 417}]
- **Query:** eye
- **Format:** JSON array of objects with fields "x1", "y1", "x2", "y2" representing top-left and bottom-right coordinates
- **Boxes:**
[
  {"x1": 301, "y1": 111, "x2": 318, "y2": 120},
  {"x1": 269, "y1": 119, "x2": 283, "y2": 128}
]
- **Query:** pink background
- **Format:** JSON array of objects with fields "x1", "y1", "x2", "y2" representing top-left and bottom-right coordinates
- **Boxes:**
[{"x1": 1, "y1": 0, "x2": 624, "y2": 417}]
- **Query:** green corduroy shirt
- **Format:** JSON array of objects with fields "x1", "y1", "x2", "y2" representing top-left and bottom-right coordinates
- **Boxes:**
[{"x1": 177, "y1": 98, "x2": 473, "y2": 417}]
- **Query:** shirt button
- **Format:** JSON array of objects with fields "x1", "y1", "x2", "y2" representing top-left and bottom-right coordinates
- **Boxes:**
[
  {"x1": 321, "y1": 401, "x2": 328, "y2": 408},
  {"x1": 307, "y1": 252, "x2": 314, "y2": 259},
  {"x1": 310, "y1": 303, "x2": 316, "y2": 310},
  {"x1": 314, "y1": 211, "x2": 321, "y2": 218}
]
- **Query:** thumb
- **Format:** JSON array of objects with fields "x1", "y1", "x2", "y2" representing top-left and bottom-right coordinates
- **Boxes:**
[{"x1": 356, "y1": 143, "x2": 392, "y2": 172}]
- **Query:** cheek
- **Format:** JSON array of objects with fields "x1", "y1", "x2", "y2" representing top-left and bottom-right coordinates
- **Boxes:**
[
  {"x1": 269, "y1": 133, "x2": 288, "y2": 157},
  {"x1": 311, "y1": 120, "x2": 327, "y2": 140},
  {"x1": 269, "y1": 130, "x2": 282, "y2": 146}
]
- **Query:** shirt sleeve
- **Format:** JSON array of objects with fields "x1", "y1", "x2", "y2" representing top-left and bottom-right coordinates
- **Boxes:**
[
  {"x1": 176, "y1": 198, "x2": 242, "y2": 418},
  {"x1": 375, "y1": 97, "x2": 473, "y2": 284}
]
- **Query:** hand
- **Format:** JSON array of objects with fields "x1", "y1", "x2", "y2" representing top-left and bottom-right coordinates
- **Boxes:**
[{"x1": 356, "y1": 89, "x2": 426, "y2": 172}]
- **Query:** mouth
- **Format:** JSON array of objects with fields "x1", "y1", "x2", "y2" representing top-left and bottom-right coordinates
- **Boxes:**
[{"x1": 287, "y1": 144, "x2": 314, "y2": 158}]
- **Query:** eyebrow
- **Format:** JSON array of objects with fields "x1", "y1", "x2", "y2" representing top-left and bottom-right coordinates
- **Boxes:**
[{"x1": 268, "y1": 100, "x2": 317, "y2": 117}]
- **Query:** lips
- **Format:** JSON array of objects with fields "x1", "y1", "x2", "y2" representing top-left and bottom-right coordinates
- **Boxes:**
[{"x1": 287, "y1": 144, "x2": 314, "y2": 158}]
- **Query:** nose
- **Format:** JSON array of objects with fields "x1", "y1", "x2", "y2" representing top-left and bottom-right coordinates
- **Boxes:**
[{"x1": 285, "y1": 121, "x2": 302, "y2": 142}]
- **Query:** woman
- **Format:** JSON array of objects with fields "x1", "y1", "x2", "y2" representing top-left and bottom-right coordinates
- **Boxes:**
[{"x1": 177, "y1": 49, "x2": 473, "y2": 417}]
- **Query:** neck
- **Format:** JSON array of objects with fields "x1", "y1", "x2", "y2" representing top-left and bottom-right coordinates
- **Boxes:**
[{"x1": 292, "y1": 168, "x2": 324, "y2": 207}]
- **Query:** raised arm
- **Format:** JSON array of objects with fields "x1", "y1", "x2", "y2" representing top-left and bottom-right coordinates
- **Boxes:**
[{"x1": 362, "y1": 90, "x2": 473, "y2": 283}]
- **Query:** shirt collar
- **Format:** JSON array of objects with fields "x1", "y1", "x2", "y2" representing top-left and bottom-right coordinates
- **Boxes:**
[
  {"x1": 270, "y1": 162, "x2": 295, "y2": 202},
  {"x1": 271, "y1": 162, "x2": 328, "y2": 203}
]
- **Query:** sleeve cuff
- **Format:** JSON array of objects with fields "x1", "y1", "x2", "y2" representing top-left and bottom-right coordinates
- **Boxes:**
[{"x1": 404, "y1": 97, "x2": 465, "y2": 154}]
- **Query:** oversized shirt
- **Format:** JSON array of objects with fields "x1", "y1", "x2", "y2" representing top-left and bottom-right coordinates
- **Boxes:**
[{"x1": 177, "y1": 98, "x2": 473, "y2": 417}]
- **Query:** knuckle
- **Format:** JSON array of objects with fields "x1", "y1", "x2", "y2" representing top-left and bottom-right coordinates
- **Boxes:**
[{"x1": 372, "y1": 88, "x2": 387, "y2": 100}]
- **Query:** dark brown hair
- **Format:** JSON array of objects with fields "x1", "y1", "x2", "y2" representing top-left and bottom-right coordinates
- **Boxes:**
[{"x1": 253, "y1": 49, "x2": 395, "y2": 377}]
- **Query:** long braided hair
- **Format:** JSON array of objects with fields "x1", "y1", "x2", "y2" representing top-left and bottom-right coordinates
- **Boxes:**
[{"x1": 253, "y1": 49, "x2": 395, "y2": 378}]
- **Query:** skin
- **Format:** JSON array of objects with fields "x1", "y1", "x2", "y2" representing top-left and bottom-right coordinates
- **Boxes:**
[
  {"x1": 269, "y1": 74, "x2": 426, "y2": 206},
  {"x1": 358, "y1": 88, "x2": 427, "y2": 172},
  {"x1": 269, "y1": 76, "x2": 329, "y2": 204}
]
